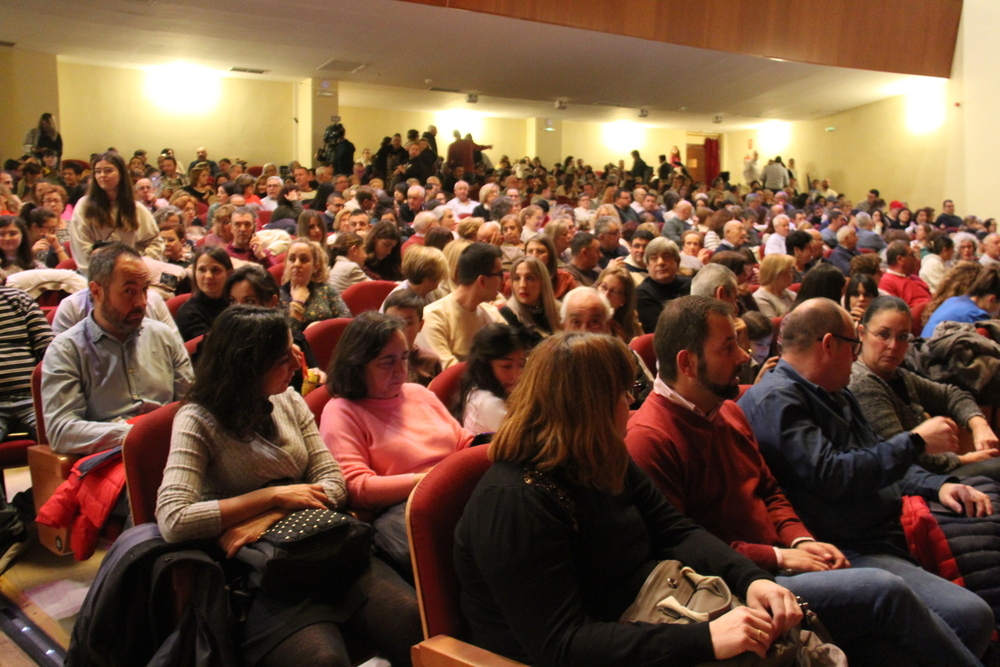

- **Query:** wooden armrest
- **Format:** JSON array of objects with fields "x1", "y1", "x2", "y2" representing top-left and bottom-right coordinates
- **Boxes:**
[{"x1": 411, "y1": 635, "x2": 528, "y2": 667}]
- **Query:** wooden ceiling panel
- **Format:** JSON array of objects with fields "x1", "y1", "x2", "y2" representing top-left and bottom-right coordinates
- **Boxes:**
[{"x1": 401, "y1": 0, "x2": 961, "y2": 77}]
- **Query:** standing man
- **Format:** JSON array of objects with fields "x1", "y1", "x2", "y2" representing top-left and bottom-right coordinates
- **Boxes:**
[{"x1": 760, "y1": 157, "x2": 789, "y2": 191}]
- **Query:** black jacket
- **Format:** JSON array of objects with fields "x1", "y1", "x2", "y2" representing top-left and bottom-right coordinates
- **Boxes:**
[{"x1": 67, "y1": 523, "x2": 238, "y2": 667}]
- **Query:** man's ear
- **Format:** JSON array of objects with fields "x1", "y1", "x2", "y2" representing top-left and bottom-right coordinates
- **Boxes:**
[
  {"x1": 675, "y1": 349, "x2": 698, "y2": 381},
  {"x1": 89, "y1": 280, "x2": 102, "y2": 303}
]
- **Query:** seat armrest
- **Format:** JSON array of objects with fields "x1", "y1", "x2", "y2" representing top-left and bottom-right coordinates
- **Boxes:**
[{"x1": 411, "y1": 635, "x2": 528, "y2": 667}]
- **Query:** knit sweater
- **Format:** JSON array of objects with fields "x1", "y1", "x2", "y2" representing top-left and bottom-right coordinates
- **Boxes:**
[
  {"x1": 320, "y1": 383, "x2": 473, "y2": 509},
  {"x1": 421, "y1": 292, "x2": 503, "y2": 369},
  {"x1": 155, "y1": 388, "x2": 348, "y2": 543},
  {"x1": 848, "y1": 360, "x2": 983, "y2": 473},
  {"x1": 626, "y1": 392, "x2": 811, "y2": 571}
]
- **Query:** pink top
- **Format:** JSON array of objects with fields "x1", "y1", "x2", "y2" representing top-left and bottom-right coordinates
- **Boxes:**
[{"x1": 321, "y1": 383, "x2": 474, "y2": 509}]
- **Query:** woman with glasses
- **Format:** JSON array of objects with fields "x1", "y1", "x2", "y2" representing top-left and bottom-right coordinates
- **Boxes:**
[
  {"x1": 498, "y1": 256, "x2": 560, "y2": 346},
  {"x1": 595, "y1": 264, "x2": 642, "y2": 342},
  {"x1": 849, "y1": 296, "x2": 1000, "y2": 480},
  {"x1": 322, "y1": 312, "x2": 474, "y2": 572}
]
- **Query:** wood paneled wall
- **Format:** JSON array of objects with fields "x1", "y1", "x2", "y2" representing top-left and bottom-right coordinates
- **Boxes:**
[{"x1": 402, "y1": 0, "x2": 961, "y2": 78}]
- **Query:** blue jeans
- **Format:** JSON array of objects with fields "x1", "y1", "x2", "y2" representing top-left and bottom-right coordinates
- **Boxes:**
[{"x1": 796, "y1": 552, "x2": 993, "y2": 666}]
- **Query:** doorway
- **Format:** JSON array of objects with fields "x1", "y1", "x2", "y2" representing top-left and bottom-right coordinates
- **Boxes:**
[{"x1": 685, "y1": 143, "x2": 705, "y2": 184}]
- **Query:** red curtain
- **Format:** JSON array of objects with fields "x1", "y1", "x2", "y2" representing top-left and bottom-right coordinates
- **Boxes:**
[{"x1": 704, "y1": 138, "x2": 720, "y2": 185}]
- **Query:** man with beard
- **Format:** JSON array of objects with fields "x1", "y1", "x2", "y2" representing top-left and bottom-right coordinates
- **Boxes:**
[
  {"x1": 624, "y1": 296, "x2": 988, "y2": 667},
  {"x1": 42, "y1": 243, "x2": 193, "y2": 455}
]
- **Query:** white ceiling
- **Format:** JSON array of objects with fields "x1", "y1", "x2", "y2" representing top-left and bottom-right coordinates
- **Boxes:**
[{"x1": 1, "y1": 0, "x2": 943, "y2": 130}]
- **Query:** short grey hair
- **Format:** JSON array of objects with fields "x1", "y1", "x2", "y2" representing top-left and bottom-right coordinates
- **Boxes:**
[
  {"x1": 691, "y1": 263, "x2": 738, "y2": 299},
  {"x1": 644, "y1": 237, "x2": 680, "y2": 266},
  {"x1": 855, "y1": 212, "x2": 873, "y2": 230},
  {"x1": 407, "y1": 185, "x2": 426, "y2": 198},
  {"x1": 560, "y1": 286, "x2": 613, "y2": 322},
  {"x1": 594, "y1": 216, "x2": 620, "y2": 237},
  {"x1": 836, "y1": 225, "x2": 855, "y2": 243},
  {"x1": 413, "y1": 211, "x2": 437, "y2": 234}
]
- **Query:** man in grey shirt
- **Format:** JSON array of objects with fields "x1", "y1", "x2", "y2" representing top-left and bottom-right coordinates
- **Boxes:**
[
  {"x1": 761, "y1": 157, "x2": 790, "y2": 191},
  {"x1": 42, "y1": 243, "x2": 194, "y2": 455}
]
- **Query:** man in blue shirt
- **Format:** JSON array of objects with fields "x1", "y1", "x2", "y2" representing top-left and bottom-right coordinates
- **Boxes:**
[
  {"x1": 739, "y1": 298, "x2": 995, "y2": 663},
  {"x1": 42, "y1": 243, "x2": 193, "y2": 456}
]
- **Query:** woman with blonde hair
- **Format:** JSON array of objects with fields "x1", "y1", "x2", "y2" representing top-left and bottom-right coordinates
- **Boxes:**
[
  {"x1": 522, "y1": 234, "x2": 578, "y2": 300},
  {"x1": 472, "y1": 183, "x2": 499, "y2": 219},
  {"x1": 454, "y1": 332, "x2": 795, "y2": 666},
  {"x1": 70, "y1": 151, "x2": 163, "y2": 273},
  {"x1": 279, "y1": 238, "x2": 350, "y2": 331},
  {"x1": 543, "y1": 217, "x2": 575, "y2": 262},
  {"x1": 499, "y1": 256, "x2": 560, "y2": 346},
  {"x1": 753, "y1": 253, "x2": 797, "y2": 317},
  {"x1": 596, "y1": 264, "x2": 643, "y2": 341},
  {"x1": 439, "y1": 238, "x2": 472, "y2": 294}
]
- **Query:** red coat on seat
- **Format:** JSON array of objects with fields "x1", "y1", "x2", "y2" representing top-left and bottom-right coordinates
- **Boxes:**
[{"x1": 36, "y1": 448, "x2": 126, "y2": 560}]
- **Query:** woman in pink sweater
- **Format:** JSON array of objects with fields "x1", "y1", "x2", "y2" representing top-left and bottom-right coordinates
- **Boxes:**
[{"x1": 321, "y1": 312, "x2": 473, "y2": 572}]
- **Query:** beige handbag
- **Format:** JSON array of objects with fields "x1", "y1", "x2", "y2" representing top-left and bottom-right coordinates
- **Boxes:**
[{"x1": 620, "y1": 561, "x2": 847, "y2": 667}]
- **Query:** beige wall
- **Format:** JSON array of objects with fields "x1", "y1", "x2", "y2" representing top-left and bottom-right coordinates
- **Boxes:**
[
  {"x1": 56, "y1": 61, "x2": 295, "y2": 167},
  {"x1": 722, "y1": 92, "x2": 951, "y2": 212},
  {"x1": 561, "y1": 121, "x2": 688, "y2": 172},
  {"x1": 0, "y1": 47, "x2": 60, "y2": 163}
]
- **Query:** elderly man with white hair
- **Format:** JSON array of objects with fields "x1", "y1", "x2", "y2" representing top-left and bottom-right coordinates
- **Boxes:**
[
  {"x1": 400, "y1": 184, "x2": 426, "y2": 225},
  {"x1": 763, "y1": 214, "x2": 791, "y2": 257},
  {"x1": 561, "y1": 286, "x2": 652, "y2": 407},
  {"x1": 260, "y1": 176, "x2": 282, "y2": 211},
  {"x1": 401, "y1": 210, "x2": 439, "y2": 256},
  {"x1": 717, "y1": 220, "x2": 747, "y2": 252},
  {"x1": 829, "y1": 225, "x2": 860, "y2": 276},
  {"x1": 446, "y1": 180, "x2": 478, "y2": 217}
]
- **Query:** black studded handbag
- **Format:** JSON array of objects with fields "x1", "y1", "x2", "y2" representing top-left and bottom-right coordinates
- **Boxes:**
[{"x1": 235, "y1": 508, "x2": 373, "y2": 603}]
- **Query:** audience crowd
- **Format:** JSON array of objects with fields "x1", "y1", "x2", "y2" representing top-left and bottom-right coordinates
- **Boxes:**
[{"x1": 2, "y1": 116, "x2": 1000, "y2": 666}]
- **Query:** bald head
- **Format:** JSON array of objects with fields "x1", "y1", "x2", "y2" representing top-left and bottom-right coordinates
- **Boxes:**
[
  {"x1": 477, "y1": 221, "x2": 500, "y2": 243},
  {"x1": 779, "y1": 298, "x2": 860, "y2": 392},
  {"x1": 781, "y1": 298, "x2": 851, "y2": 354}
]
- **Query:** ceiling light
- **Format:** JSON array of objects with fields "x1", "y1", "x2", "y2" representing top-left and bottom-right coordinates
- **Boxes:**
[
  {"x1": 544, "y1": 119, "x2": 555, "y2": 132},
  {"x1": 555, "y1": 99, "x2": 568, "y2": 110},
  {"x1": 229, "y1": 67, "x2": 267, "y2": 74},
  {"x1": 638, "y1": 108, "x2": 649, "y2": 118},
  {"x1": 466, "y1": 93, "x2": 478, "y2": 103}
]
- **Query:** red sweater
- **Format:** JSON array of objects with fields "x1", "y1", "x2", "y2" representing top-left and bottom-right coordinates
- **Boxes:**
[
  {"x1": 625, "y1": 391, "x2": 812, "y2": 571},
  {"x1": 879, "y1": 272, "x2": 931, "y2": 310}
]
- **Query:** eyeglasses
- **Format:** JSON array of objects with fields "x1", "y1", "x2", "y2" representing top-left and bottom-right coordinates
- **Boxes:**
[
  {"x1": 863, "y1": 328, "x2": 913, "y2": 346},
  {"x1": 597, "y1": 284, "x2": 624, "y2": 299},
  {"x1": 820, "y1": 332, "x2": 862, "y2": 356},
  {"x1": 483, "y1": 272, "x2": 505, "y2": 279}
]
